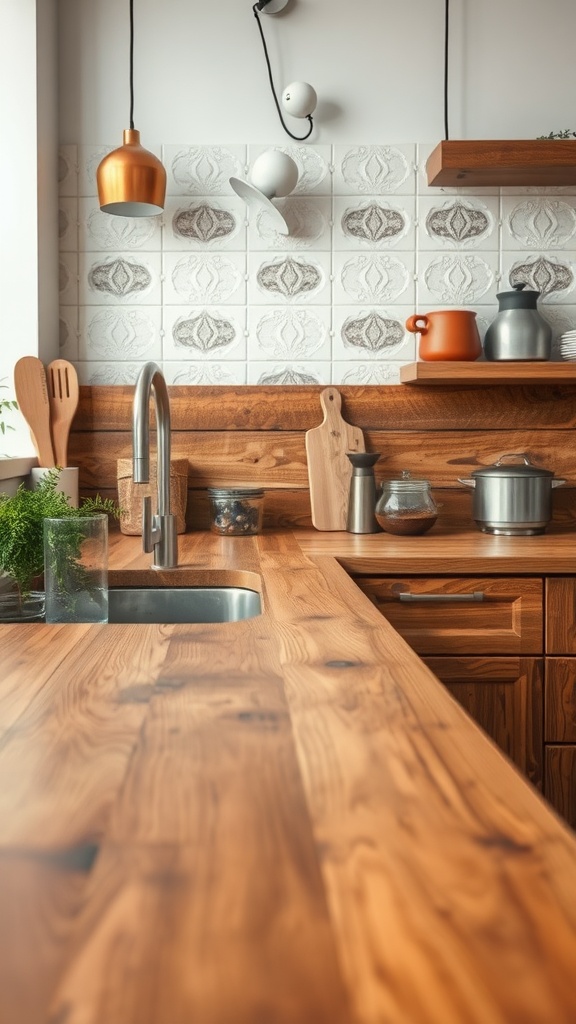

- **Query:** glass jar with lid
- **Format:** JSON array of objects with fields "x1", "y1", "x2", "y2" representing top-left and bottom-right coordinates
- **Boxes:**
[
  {"x1": 207, "y1": 486, "x2": 264, "y2": 535},
  {"x1": 375, "y1": 470, "x2": 438, "y2": 536}
]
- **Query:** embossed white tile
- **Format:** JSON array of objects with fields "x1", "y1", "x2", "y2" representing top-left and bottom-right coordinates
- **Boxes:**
[
  {"x1": 334, "y1": 197, "x2": 415, "y2": 251},
  {"x1": 249, "y1": 252, "x2": 331, "y2": 305},
  {"x1": 163, "y1": 362, "x2": 247, "y2": 385},
  {"x1": 248, "y1": 144, "x2": 332, "y2": 195},
  {"x1": 59, "y1": 307, "x2": 79, "y2": 361},
  {"x1": 79, "y1": 199, "x2": 162, "y2": 252},
  {"x1": 416, "y1": 144, "x2": 499, "y2": 196},
  {"x1": 334, "y1": 251, "x2": 415, "y2": 305},
  {"x1": 163, "y1": 306, "x2": 246, "y2": 361},
  {"x1": 59, "y1": 253, "x2": 78, "y2": 306},
  {"x1": 247, "y1": 362, "x2": 330, "y2": 385},
  {"x1": 59, "y1": 145, "x2": 78, "y2": 197},
  {"x1": 78, "y1": 143, "x2": 163, "y2": 197},
  {"x1": 164, "y1": 145, "x2": 246, "y2": 196},
  {"x1": 333, "y1": 306, "x2": 415, "y2": 362},
  {"x1": 501, "y1": 251, "x2": 576, "y2": 304},
  {"x1": 163, "y1": 251, "x2": 246, "y2": 305},
  {"x1": 334, "y1": 144, "x2": 416, "y2": 195},
  {"x1": 501, "y1": 185, "x2": 576, "y2": 197},
  {"x1": 59, "y1": 198, "x2": 78, "y2": 252},
  {"x1": 164, "y1": 196, "x2": 246, "y2": 251},
  {"x1": 79, "y1": 252, "x2": 162, "y2": 305},
  {"x1": 332, "y1": 361, "x2": 402, "y2": 385},
  {"x1": 249, "y1": 307, "x2": 331, "y2": 361},
  {"x1": 417, "y1": 195, "x2": 499, "y2": 251},
  {"x1": 76, "y1": 362, "x2": 144, "y2": 385},
  {"x1": 78, "y1": 306, "x2": 162, "y2": 362},
  {"x1": 417, "y1": 251, "x2": 499, "y2": 306},
  {"x1": 248, "y1": 197, "x2": 332, "y2": 251},
  {"x1": 502, "y1": 196, "x2": 576, "y2": 250}
]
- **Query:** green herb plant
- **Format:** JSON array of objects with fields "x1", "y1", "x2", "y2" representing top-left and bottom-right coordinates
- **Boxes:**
[
  {"x1": 0, "y1": 378, "x2": 18, "y2": 454},
  {"x1": 0, "y1": 468, "x2": 122, "y2": 607},
  {"x1": 537, "y1": 130, "x2": 576, "y2": 139}
]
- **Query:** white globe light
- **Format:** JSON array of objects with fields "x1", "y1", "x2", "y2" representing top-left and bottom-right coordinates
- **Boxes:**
[
  {"x1": 281, "y1": 81, "x2": 317, "y2": 119},
  {"x1": 250, "y1": 150, "x2": 299, "y2": 198}
]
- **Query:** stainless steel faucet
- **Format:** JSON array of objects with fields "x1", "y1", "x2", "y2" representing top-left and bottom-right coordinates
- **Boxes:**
[{"x1": 132, "y1": 362, "x2": 178, "y2": 569}]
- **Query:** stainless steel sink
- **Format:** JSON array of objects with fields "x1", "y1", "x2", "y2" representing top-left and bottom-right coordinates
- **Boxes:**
[{"x1": 108, "y1": 586, "x2": 262, "y2": 624}]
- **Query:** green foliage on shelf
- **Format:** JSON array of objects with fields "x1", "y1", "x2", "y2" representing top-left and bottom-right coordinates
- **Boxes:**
[
  {"x1": 0, "y1": 377, "x2": 17, "y2": 442},
  {"x1": 537, "y1": 130, "x2": 576, "y2": 139},
  {"x1": 0, "y1": 468, "x2": 122, "y2": 597}
]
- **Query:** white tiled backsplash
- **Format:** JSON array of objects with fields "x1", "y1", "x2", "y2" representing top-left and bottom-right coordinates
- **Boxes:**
[{"x1": 58, "y1": 142, "x2": 576, "y2": 385}]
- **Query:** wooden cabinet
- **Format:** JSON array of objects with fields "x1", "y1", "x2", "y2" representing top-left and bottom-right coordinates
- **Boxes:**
[
  {"x1": 353, "y1": 575, "x2": 545, "y2": 791},
  {"x1": 355, "y1": 577, "x2": 543, "y2": 656},
  {"x1": 424, "y1": 656, "x2": 543, "y2": 787},
  {"x1": 543, "y1": 580, "x2": 576, "y2": 827}
]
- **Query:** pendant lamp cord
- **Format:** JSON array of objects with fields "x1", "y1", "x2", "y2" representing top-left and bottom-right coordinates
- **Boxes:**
[
  {"x1": 444, "y1": 0, "x2": 450, "y2": 140},
  {"x1": 252, "y1": 3, "x2": 313, "y2": 141},
  {"x1": 129, "y1": 0, "x2": 135, "y2": 129}
]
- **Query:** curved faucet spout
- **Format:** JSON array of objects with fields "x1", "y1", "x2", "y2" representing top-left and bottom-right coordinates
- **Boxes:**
[{"x1": 132, "y1": 362, "x2": 178, "y2": 569}]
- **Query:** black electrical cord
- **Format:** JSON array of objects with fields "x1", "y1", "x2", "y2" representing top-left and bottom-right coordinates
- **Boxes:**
[
  {"x1": 444, "y1": 0, "x2": 450, "y2": 140},
  {"x1": 252, "y1": 3, "x2": 314, "y2": 141},
  {"x1": 129, "y1": 0, "x2": 135, "y2": 129}
]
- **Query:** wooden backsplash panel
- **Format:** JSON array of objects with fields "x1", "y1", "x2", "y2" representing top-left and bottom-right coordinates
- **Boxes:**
[{"x1": 71, "y1": 384, "x2": 576, "y2": 531}]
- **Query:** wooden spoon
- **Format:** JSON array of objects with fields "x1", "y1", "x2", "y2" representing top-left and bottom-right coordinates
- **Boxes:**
[
  {"x1": 13, "y1": 356, "x2": 55, "y2": 467},
  {"x1": 46, "y1": 359, "x2": 79, "y2": 468}
]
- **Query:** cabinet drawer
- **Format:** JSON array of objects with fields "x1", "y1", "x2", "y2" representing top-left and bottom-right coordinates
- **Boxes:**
[
  {"x1": 354, "y1": 577, "x2": 543, "y2": 655},
  {"x1": 545, "y1": 658, "x2": 576, "y2": 742},
  {"x1": 546, "y1": 579, "x2": 576, "y2": 654},
  {"x1": 424, "y1": 656, "x2": 543, "y2": 787}
]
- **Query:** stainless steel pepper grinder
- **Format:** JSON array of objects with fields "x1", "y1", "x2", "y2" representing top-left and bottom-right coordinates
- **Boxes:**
[{"x1": 346, "y1": 452, "x2": 381, "y2": 533}]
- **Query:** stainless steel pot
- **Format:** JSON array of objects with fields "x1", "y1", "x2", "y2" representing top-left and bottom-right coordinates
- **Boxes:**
[{"x1": 458, "y1": 453, "x2": 565, "y2": 536}]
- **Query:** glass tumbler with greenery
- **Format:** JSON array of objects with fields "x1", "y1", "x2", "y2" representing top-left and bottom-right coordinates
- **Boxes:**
[{"x1": 0, "y1": 468, "x2": 121, "y2": 622}]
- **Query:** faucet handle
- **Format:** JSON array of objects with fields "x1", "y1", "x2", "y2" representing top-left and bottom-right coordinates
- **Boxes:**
[{"x1": 142, "y1": 496, "x2": 161, "y2": 553}]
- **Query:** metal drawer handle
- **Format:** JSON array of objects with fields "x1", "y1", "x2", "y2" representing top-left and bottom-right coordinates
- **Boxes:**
[{"x1": 398, "y1": 591, "x2": 485, "y2": 603}]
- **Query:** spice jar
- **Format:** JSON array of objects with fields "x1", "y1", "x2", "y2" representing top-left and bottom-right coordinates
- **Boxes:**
[
  {"x1": 375, "y1": 470, "x2": 438, "y2": 536},
  {"x1": 207, "y1": 487, "x2": 264, "y2": 535}
]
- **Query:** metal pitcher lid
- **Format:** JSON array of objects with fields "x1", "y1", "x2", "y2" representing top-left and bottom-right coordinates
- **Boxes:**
[{"x1": 472, "y1": 453, "x2": 554, "y2": 479}]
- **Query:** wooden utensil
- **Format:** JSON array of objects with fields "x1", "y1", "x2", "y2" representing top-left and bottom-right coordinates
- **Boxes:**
[
  {"x1": 13, "y1": 356, "x2": 55, "y2": 467},
  {"x1": 305, "y1": 387, "x2": 365, "y2": 530},
  {"x1": 47, "y1": 359, "x2": 79, "y2": 467}
]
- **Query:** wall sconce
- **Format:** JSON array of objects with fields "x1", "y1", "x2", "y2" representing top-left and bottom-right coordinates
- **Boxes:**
[
  {"x1": 229, "y1": 0, "x2": 318, "y2": 234},
  {"x1": 96, "y1": 0, "x2": 166, "y2": 216}
]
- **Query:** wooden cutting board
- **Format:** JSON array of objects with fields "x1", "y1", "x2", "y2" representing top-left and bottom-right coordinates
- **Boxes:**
[{"x1": 305, "y1": 387, "x2": 365, "y2": 530}]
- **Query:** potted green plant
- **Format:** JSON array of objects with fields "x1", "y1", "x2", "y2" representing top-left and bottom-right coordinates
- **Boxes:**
[
  {"x1": 0, "y1": 468, "x2": 121, "y2": 622},
  {"x1": 0, "y1": 378, "x2": 35, "y2": 497}
]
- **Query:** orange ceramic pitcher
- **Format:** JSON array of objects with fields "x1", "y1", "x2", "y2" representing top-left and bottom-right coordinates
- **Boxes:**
[{"x1": 405, "y1": 310, "x2": 482, "y2": 361}]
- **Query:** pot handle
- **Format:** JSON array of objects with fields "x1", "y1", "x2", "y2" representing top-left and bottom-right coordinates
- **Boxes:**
[
  {"x1": 458, "y1": 478, "x2": 476, "y2": 488},
  {"x1": 494, "y1": 452, "x2": 533, "y2": 466},
  {"x1": 552, "y1": 479, "x2": 567, "y2": 488}
]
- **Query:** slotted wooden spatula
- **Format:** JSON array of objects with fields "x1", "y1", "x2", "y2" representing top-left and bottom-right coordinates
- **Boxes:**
[
  {"x1": 47, "y1": 359, "x2": 79, "y2": 467},
  {"x1": 305, "y1": 387, "x2": 366, "y2": 530},
  {"x1": 13, "y1": 356, "x2": 55, "y2": 467}
]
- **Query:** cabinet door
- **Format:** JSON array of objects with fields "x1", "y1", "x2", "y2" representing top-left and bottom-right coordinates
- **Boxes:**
[
  {"x1": 354, "y1": 577, "x2": 543, "y2": 655},
  {"x1": 424, "y1": 656, "x2": 543, "y2": 788},
  {"x1": 546, "y1": 579, "x2": 576, "y2": 654},
  {"x1": 545, "y1": 746, "x2": 576, "y2": 831},
  {"x1": 545, "y1": 658, "x2": 576, "y2": 742}
]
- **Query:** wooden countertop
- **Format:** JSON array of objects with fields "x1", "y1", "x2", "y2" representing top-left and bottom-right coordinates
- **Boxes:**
[{"x1": 1, "y1": 530, "x2": 576, "y2": 1024}]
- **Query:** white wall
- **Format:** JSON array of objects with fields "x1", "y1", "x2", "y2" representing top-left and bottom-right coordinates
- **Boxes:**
[{"x1": 58, "y1": 0, "x2": 576, "y2": 145}]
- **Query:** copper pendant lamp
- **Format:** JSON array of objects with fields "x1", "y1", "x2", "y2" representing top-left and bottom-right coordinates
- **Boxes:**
[{"x1": 96, "y1": 0, "x2": 166, "y2": 216}]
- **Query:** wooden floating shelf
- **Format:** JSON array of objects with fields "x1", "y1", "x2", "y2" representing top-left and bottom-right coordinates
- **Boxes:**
[
  {"x1": 426, "y1": 140, "x2": 576, "y2": 187},
  {"x1": 400, "y1": 362, "x2": 576, "y2": 386}
]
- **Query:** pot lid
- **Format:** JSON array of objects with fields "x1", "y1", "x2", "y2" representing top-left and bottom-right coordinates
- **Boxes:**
[
  {"x1": 496, "y1": 282, "x2": 540, "y2": 310},
  {"x1": 472, "y1": 453, "x2": 554, "y2": 479}
]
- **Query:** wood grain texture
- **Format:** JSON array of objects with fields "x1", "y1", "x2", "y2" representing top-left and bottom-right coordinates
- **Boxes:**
[
  {"x1": 13, "y1": 355, "x2": 55, "y2": 467},
  {"x1": 545, "y1": 745, "x2": 576, "y2": 831},
  {"x1": 426, "y1": 139, "x2": 576, "y2": 187},
  {"x1": 2, "y1": 533, "x2": 576, "y2": 1022},
  {"x1": 424, "y1": 655, "x2": 543, "y2": 786},
  {"x1": 306, "y1": 387, "x2": 365, "y2": 530},
  {"x1": 545, "y1": 658, "x2": 576, "y2": 742},
  {"x1": 546, "y1": 577, "x2": 576, "y2": 653},
  {"x1": 351, "y1": 576, "x2": 543, "y2": 655},
  {"x1": 401, "y1": 361, "x2": 576, "y2": 385}
]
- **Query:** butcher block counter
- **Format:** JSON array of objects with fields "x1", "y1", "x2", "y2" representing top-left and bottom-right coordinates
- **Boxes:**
[{"x1": 2, "y1": 528, "x2": 576, "y2": 1024}]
